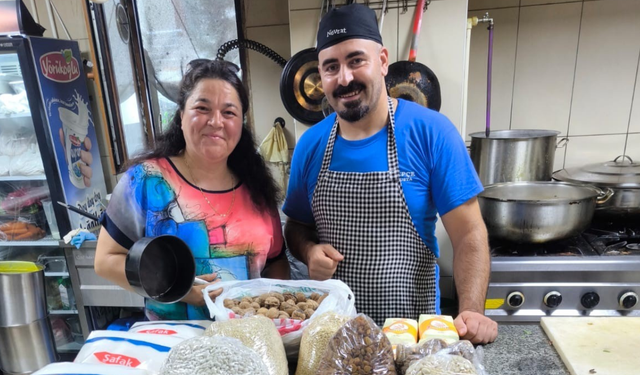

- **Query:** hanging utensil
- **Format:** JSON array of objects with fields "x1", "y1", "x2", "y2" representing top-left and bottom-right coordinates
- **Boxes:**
[
  {"x1": 56, "y1": 201, "x2": 100, "y2": 221},
  {"x1": 482, "y1": 13, "x2": 495, "y2": 137},
  {"x1": 385, "y1": 0, "x2": 441, "y2": 111}
]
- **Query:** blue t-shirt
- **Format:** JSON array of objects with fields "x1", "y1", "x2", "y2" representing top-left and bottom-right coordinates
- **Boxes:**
[{"x1": 282, "y1": 99, "x2": 483, "y2": 258}]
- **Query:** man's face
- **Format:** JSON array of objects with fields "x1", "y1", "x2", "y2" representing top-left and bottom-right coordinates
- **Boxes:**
[{"x1": 318, "y1": 39, "x2": 389, "y2": 122}]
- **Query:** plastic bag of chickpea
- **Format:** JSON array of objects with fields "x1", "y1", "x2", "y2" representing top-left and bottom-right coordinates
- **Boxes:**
[
  {"x1": 295, "y1": 311, "x2": 351, "y2": 375},
  {"x1": 203, "y1": 278, "x2": 356, "y2": 359}
]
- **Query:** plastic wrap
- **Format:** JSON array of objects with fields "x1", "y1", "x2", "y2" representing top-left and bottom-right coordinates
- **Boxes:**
[
  {"x1": 74, "y1": 330, "x2": 183, "y2": 372},
  {"x1": 204, "y1": 315, "x2": 288, "y2": 375},
  {"x1": 396, "y1": 340, "x2": 487, "y2": 375},
  {"x1": 317, "y1": 314, "x2": 397, "y2": 375},
  {"x1": 159, "y1": 336, "x2": 269, "y2": 375},
  {"x1": 9, "y1": 143, "x2": 44, "y2": 176},
  {"x1": 33, "y1": 362, "x2": 150, "y2": 374},
  {"x1": 129, "y1": 320, "x2": 211, "y2": 340},
  {"x1": 405, "y1": 353, "x2": 478, "y2": 375},
  {"x1": 295, "y1": 311, "x2": 351, "y2": 375},
  {"x1": 0, "y1": 155, "x2": 9, "y2": 176},
  {"x1": 204, "y1": 278, "x2": 356, "y2": 358}
]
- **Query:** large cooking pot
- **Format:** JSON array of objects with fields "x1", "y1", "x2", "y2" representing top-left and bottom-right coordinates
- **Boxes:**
[
  {"x1": 469, "y1": 129, "x2": 567, "y2": 186},
  {"x1": 478, "y1": 181, "x2": 613, "y2": 243},
  {"x1": 553, "y1": 155, "x2": 640, "y2": 217}
]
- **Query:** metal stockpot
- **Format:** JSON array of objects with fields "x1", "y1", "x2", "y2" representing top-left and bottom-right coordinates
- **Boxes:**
[
  {"x1": 553, "y1": 155, "x2": 640, "y2": 216},
  {"x1": 469, "y1": 130, "x2": 566, "y2": 186},
  {"x1": 478, "y1": 181, "x2": 613, "y2": 243},
  {"x1": 0, "y1": 262, "x2": 47, "y2": 327}
]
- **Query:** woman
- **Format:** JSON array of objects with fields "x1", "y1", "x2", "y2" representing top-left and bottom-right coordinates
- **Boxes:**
[{"x1": 95, "y1": 60, "x2": 289, "y2": 320}]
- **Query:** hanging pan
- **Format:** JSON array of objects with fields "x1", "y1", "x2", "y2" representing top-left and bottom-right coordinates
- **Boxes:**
[
  {"x1": 279, "y1": 47, "x2": 326, "y2": 125},
  {"x1": 385, "y1": 0, "x2": 441, "y2": 111}
]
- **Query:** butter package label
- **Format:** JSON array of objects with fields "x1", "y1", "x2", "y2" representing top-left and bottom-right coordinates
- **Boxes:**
[
  {"x1": 418, "y1": 314, "x2": 459, "y2": 344},
  {"x1": 383, "y1": 318, "x2": 418, "y2": 346}
]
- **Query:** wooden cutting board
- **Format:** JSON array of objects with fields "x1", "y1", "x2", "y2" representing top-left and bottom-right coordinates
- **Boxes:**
[{"x1": 541, "y1": 317, "x2": 640, "y2": 375}]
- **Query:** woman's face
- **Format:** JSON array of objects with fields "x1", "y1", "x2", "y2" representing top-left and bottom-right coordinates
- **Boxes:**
[{"x1": 181, "y1": 78, "x2": 243, "y2": 164}]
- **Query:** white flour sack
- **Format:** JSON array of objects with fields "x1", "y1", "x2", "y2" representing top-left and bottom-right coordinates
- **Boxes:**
[
  {"x1": 74, "y1": 331, "x2": 184, "y2": 372},
  {"x1": 129, "y1": 320, "x2": 212, "y2": 340},
  {"x1": 33, "y1": 362, "x2": 150, "y2": 374}
]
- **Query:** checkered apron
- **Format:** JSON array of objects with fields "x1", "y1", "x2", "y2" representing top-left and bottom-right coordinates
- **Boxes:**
[{"x1": 312, "y1": 98, "x2": 436, "y2": 325}]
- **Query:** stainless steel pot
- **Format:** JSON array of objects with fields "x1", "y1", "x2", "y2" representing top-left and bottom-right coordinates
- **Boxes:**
[
  {"x1": 478, "y1": 181, "x2": 613, "y2": 243},
  {"x1": 0, "y1": 262, "x2": 47, "y2": 327},
  {"x1": 469, "y1": 130, "x2": 567, "y2": 186},
  {"x1": 553, "y1": 155, "x2": 640, "y2": 216}
]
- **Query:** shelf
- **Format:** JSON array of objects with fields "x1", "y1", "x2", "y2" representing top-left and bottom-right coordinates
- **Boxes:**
[
  {"x1": 50, "y1": 309, "x2": 78, "y2": 315},
  {"x1": 44, "y1": 271, "x2": 69, "y2": 277},
  {"x1": 0, "y1": 236, "x2": 59, "y2": 247},
  {"x1": 56, "y1": 340, "x2": 83, "y2": 353},
  {"x1": 0, "y1": 175, "x2": 46, "y2": 181}
]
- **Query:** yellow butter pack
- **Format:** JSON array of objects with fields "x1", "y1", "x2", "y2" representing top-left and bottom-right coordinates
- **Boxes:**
[
  {"x1": 418, "y1": 315, "x2": 459, "y2": 344},
  {"x1": 382, "y1": 318, "x2": 418, "y2": 346}
]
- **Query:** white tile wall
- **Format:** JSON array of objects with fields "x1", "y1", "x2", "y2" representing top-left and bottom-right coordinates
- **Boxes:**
[
  {"x1": 511, "y1": 2, "x2": 582, "y2": 135},
  {"x1": 564, "y1": 134, "x2": 627, "y2": 168},
  {"x1": 466, "y1": 8, "x2": 519, "y2": 140},
  {"x1": 289, "y1": 0, "x2": 325, "y2": 11},
  {"x1": 245, "y1": 0, "x2": 289, "y2": 27},
  {"x1": 625, "y1": 134, "x2": 640, "y2": 161},
  {"x1": 521, "y1": 0, "x2": 579, "y2": 5},
  {"x1": 568, "y1": 0, "x2": 640, "y2": 136},
  {"x1": 469, "y1": 0, "x2": 520, "y2": 11}
]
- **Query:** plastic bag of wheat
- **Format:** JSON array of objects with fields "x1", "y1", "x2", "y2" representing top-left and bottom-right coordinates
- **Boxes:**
[{"x1": 295, "y1": 311, "x2": 350, "y2": 375}]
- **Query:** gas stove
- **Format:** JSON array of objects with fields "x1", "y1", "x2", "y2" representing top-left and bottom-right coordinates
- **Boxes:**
[{"x1": 485, "y1": 219, "x2": 640, "y2": 322}]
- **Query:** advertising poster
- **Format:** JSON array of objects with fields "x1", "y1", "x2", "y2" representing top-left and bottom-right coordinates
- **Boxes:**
[{"x1": 29, "y1": 37, "x2": 107, "y2": 230}]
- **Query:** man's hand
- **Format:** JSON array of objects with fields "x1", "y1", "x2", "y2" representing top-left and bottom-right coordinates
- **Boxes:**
[
  {"x1": 180, "y1": 273, "x2": 222, "y2": 307},
  {"x1": 307, "y1": 244, "x2": 343, "y2": 280},
  {"x1": 453, "y1": 310, "x2": 498, "y2": 344}
]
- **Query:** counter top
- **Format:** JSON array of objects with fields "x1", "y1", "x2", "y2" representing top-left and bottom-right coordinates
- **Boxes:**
[{"x1": 483, "y1": 324, "x2": 568, "y2": 375}]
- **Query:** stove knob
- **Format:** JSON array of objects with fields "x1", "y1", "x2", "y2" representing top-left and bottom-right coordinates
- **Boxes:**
[
  {"x1": 507, "y1": 291, "x2": 525, "y2": 308},
  {"x1": 544, "y1": 291, "x2": 563, "y2": 308},
  {"x1": 619, "y1": 292, "x2": 638, "y2": 309},
  {"x1": 581, "y1": 292, "x2": 600, "y2": 309}
]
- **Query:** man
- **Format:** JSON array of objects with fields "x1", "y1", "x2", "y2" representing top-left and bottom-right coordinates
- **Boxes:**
[{"x1": 282, "y1": 3, "x2": 497, "y2": 344}]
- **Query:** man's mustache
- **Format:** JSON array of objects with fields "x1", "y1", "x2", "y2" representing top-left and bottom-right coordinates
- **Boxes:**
[{"x1": 333, "y1": 82, "x2": 366, "y2": 98}]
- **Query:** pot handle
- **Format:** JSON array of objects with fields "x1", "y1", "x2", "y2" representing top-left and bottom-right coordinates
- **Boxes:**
[
  {"x1": 556, "y1": 137, "x2": 569, "y2": 148},
  {"x1": 614, "y1": 155, "x2": 634, "y2": 164},
  {"x1": 595, "y1": 187, "x2": 615, "y2": 205}
]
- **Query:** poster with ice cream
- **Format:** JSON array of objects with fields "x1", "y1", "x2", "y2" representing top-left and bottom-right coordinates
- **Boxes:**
[{"x1": 29, "y1": 37, "x2": 107, "y2": 231}]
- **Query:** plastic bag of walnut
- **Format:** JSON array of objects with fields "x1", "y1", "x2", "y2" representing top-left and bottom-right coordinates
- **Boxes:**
[{"x1": 317, "y1": 314, "x2": 397, "y2": 375}]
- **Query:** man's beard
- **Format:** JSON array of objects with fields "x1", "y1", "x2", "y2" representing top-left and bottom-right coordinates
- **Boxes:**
[{"x1": 332, "y1": 81, "x2": 370, "y2": 122}]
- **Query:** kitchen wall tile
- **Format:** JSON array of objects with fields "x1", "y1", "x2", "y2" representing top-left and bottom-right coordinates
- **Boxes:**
[
  {"x1": 246, "y1": 0, "x2": 289, "y2": 28},
  {"x1": 398, "y1": 0, "x2": 468, "y2": 128},
  {"x1": 624, "y1": 134, "x2": 640, "y2": 161},
  {"x1": 246, "y1": 25, "x2": 296, "y2": 155},
  {"x1": 469, "y1": 0, "x2": 520, "y2": 11},
  {"x1": 521, "y1": 0, "x2": 580, "y2": 5},
  {"x1": 554, "y1": 139, "x2": 568, "y2": 170},
  {"x1": 510, "y1": 3, "x2": 581, "y2": 135},
  {"x1": 564, "y1": 134, "x2": 627, "y2": 168},
  {"x1": 629, "y1": 60, "x2": 640, "y2": 133},
  {"x1": 466, "y1": 8, "x2": 519, "y2": 141},
  {"x1": 289, "y1": 9, "x2": 320, "y2": 53},
  {"x1": 568, "y1": 0, "x2": 640, "y2": 136},
  {"x1": 379, "y1": 7, "x2": 399, "y2": 66}
]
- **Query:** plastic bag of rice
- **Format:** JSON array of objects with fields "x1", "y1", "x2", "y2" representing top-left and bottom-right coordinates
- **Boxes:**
[
  {"x1": 295, "y1": 311, "x2": 350, "y2": 375},
  {"x1": 204, "y1": 315, "x2": 288, "y2": 375},
  {"x1": 159, "y1": 336, "x2": 268, "y2": 375}
]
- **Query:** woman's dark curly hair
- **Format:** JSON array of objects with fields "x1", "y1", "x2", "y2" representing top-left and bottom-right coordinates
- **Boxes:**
[{"x1": 126, "y1": 60, "x2": 281, "y2": 211}]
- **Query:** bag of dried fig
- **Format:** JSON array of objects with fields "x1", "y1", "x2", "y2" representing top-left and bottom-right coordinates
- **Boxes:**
[{"x1": 317, "y1": 314, "x2": 397, "y2": 375}]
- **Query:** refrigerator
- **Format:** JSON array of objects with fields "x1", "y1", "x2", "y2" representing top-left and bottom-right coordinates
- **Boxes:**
[{"x1": 0, "y1": 34, "x2": 108, "y2": 360}]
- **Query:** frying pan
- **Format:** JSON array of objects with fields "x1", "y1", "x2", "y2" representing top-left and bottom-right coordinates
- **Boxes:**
[
  {"x1": 385, "y1": 0, "x2": 441, "y2": 111},
  {"x1": 125, "y1": 235, "x2": 198, "y2": 303}
]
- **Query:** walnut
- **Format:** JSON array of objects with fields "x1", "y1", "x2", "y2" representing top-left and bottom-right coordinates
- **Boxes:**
[
  {"x1": 238, "y1": 301, "x2": 252, "y2": 310},
  {"x1": 278, "y1": 311, "x2": 290, "y2": 319},
  {"x1": 266, "y1": 307, "x2": 280, "y2": 319},
  {"x1": 304, "y1": 308, "x2": 315, "y2": 319},
  {"x1": 306, "y1": 300, "x2": 319, "y2": 310},
  {"x1": 258, "y1": 293, "x2": 270, "y2": 305},
  {"x1": 231, "y1": 306, "x2": 243, "y2": 315},
  {"x1": 285, "y1": 299, "x2": 297, "y2": 306},
  {"x1": 284, "y1": 306, "x2": 297, "y2": 316},
  {"x1": 295, "y1": 292, "x2": 307, "y2": 302},
  {"x1": 223, "y1": 299, "x2": 237, "y2": 308},
  {"x1": 269, "y1": 292, "x2": 285, "y2": 302},
  {"x1": 280, "y1": 301, "x2": 295, "y2": 312},
  {"x1": 251, "y1": 302, "x2": 261, "y2": 310},
  {"x1": 297, "y1": 302, "x2": 308, "y2": 311},
  {"x1": 257, "y1": 307, "x2": 269, "y2": 316},
  {"x1": 265, "y1": 297, "x2": 281, "y2": 309},
  {"x1": 241, "y1": 297, "x2": 253, "y2": 304},
  {"x1": 283, "y1": 292, "x2": 296, "y2": 302},
  {"x1": 292, "y1": 309, "x2": 306, "y2": 320},
  {"x1": 310, "y1": 292, "x2": 321, "y2": 301},
  {"x1": 318, "y1": 294, "x2": 328, "y2": 304}
]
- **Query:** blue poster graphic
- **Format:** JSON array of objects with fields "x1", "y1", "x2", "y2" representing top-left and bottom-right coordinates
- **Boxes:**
[{"x1": 29, "y1": 37, "x2": 107, "y2": 231}]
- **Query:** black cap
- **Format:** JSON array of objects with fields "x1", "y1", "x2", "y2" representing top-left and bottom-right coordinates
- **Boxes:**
[{"x1": 316, "y1": 3, "x2": 382, "y2": 53}]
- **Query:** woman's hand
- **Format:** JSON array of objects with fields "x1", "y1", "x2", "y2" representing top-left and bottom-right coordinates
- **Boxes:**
[{"x1": 180, "y1": 273, "x2": 223, "y2": 307}]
